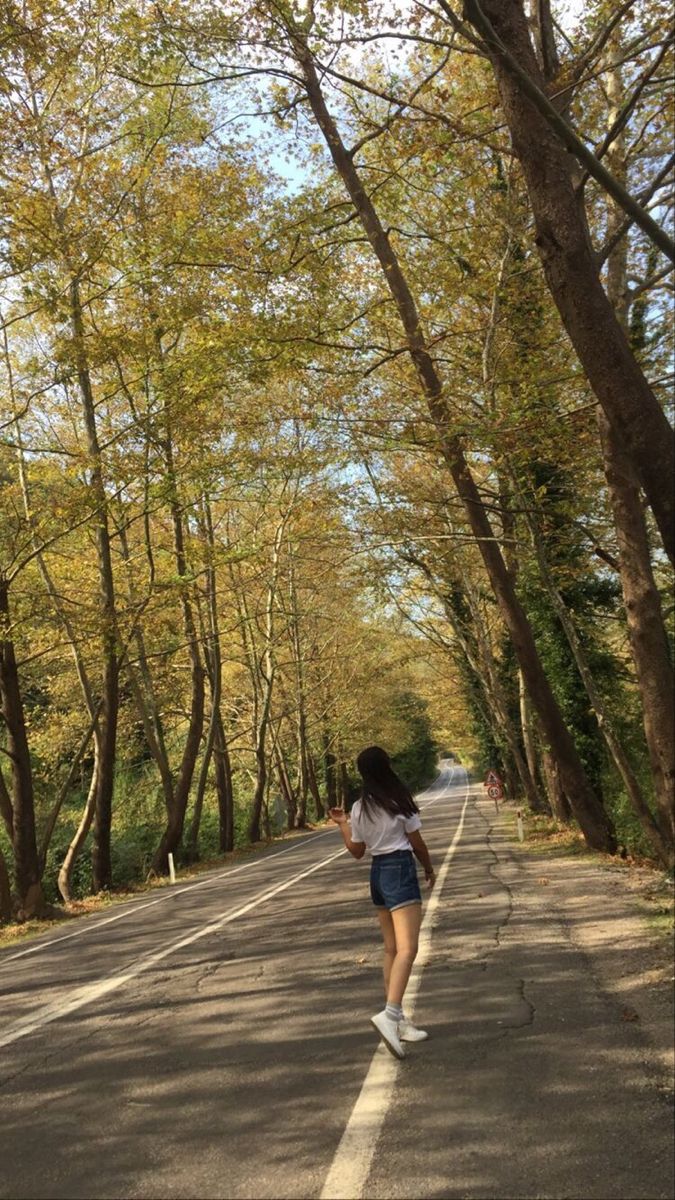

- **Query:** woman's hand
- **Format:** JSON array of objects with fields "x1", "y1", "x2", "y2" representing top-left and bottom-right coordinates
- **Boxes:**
[
  {"x1": 328, "y1": 807, "x2": 348, "y2": 825},
  {"x1": 425, "y1": 868, "x2": 436, "y2": 889}
]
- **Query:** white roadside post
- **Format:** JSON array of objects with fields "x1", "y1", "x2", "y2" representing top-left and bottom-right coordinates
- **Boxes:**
[
  {"x1": 168, "y1": 853, "x2": 176, "y2": 884},
  {"x1": 516, "y1": 809, "x2": 525, "y2": 842}
]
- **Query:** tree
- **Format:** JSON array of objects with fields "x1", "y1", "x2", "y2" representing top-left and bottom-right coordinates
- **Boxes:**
[
  {"x1": 453, "y1": 0, "x2": 675, "y2": 564},
  {"x1": 267, "y1": 10, "x2": 616, "y2": 854}
]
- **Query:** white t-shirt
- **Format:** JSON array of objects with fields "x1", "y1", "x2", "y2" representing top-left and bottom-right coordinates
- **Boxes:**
[{"x1": 349, "y1": 798, "x2": 422, "y2": 856}]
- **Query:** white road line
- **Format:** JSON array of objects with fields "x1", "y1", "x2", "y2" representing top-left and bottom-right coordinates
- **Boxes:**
[
  {"x1": 1, "y1": 772, "x2": 462, "y2": 1052},
  {"x1": 0, "y1": 844, "x2": 350, "y2": 1050},
  {"x1": 0, "y1": 827, "x2": 338, "y2": 965},
  {"x1": 1, "y1": 765, "x2": 458, "y2": 967},
  {"x1": 320, "y1": 774, "x2": 472, "y2": 1200}
]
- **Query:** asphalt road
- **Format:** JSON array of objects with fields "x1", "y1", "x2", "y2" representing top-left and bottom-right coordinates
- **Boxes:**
[{"x1": 0, "y1": 764, "x2": 672, "y2": 1200}]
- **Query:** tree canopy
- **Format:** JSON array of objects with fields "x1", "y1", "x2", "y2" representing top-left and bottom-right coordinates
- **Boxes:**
[{"x1": 0, "y1": 0, "x2": 672, "y2": 920}]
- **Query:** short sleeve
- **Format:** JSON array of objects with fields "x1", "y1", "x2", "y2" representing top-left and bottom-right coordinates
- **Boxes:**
[
  {"x1": 349, "y1": 802, "x2": 363, "y2": 843},
  {"x1": 404, "y1": 813, "x2": 422, "y2": 834}
]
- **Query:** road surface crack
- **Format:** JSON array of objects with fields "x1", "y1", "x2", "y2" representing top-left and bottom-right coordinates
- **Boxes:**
[
  {"x1": 501, "y1": 978, "x2": 536, "y2": 1031},
  {"x1": 474, "y1": 797, "x2": 537, "y2": 1030},
  {"x1": 0, "y1": 1030, "x2": 82, "y2": 1091},
  {"x1": 192, "y1": 951, "x2": 237, "y2": 992},
  {"x1": 474, "y1": 795, "x2": 515, "y2": 950}
]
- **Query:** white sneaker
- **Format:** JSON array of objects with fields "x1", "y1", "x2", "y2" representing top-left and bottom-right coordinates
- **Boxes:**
[
  {"x1": 371, "y1": 1010, "x2": 406, "y2": 1059},
  {"x1": 399, "y1": 1018, "x2": 429, "y2": 1042}
]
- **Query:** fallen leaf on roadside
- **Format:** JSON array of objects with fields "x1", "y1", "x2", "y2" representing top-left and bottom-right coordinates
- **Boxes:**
[
  {"x1": 621, "y1": 1006, "x2": 640, "y2": 1022},
  {"x1": 537, "y1": 877, "x2": 549, "y2": 885}
]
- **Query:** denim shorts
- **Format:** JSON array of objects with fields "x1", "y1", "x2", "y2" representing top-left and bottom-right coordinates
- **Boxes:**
[{"x1": 370, "y1": 849, "x2": 422, "y2": 911}]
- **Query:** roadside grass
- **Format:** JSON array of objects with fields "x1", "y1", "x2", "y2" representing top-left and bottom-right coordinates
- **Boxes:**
[
  {"x1": 0, "y1": 822, "x2": 329, "y2": 951},
  {"x1": 637, "y1": 878, "x2": 675, "y2": 939},
  {"x1": 501, "y1": 804, "x2": 591, "y2": 858}
]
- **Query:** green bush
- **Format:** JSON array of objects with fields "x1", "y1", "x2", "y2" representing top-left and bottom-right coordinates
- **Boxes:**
[{"x1": 389, "y1": 691, "x2": 438, "y2": 792}]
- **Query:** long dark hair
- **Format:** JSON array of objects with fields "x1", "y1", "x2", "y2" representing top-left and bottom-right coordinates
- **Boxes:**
[{"x1": 356, "y1": 745, "x2": 419, "y2": 820}]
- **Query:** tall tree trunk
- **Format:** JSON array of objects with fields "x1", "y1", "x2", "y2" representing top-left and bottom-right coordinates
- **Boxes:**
[
  {"x1": 231, "y1": 576, "x2": 264, "y2": 840},
  {"x1": 464, "y1": 586, "x2": 544, "y2": 812},
  {"x1": 275, "y1": 734, "x2": 295, "y2": 830},
  {"x1": 306, "y1": 751, "x2": 324, "y2": 820},
  {"x1": 0, "y1": 579, "x2": 44, "y2": 915},
  {"x1": 247, "y1": 645, "x2": 275, "y2": 842},
  {"x1": 150, "y1": 411, "x2": 205, "y2": 874},
  {"x1": 338, "y1": 756, "x2": 351, "y2": 809},
  {"x1": 287, "y1": 543, "x2": 313, "y2": 828},
  {"x1": 214, "y1": 712, "x2": 234, "y2": 853},
  {"x1": 0, "y1": 763, "x2": 13, "y2": 840},
  {"x1": 518, "y1": 669, "x2": 538, "y2": 790},
  {"x1": 249, "y1": 725, "x2": 270, "y2": 844},
  {"x1": 322, "y1": 728, "x2": 338, "y2": 810},
  {"x1": 597, "y1": 43, "x2": 675, "y2": 856},
  {"x1": 526, "y1": 505, "x2": 672, "y2": 866},
  {"x1": 57, "y1": 746, "x2": 99, "y2": 904},
  {"x1": 187, "y1": 741, "x2": 213, "y2": 863},
  {"x1": 541, "y1": 746, "x2": 571, "y2": 822},
  {"x1": 600, "y1": 414, "x2": 675, "y2": 851},
  {"x1": 292, "y1": 33, "x2": 616, "y2": 855},
  {"x1": 461, "y1": 0, "x2": 675, "y2": 565},
  {"x1": 39, "y1": 704, "x2": 101, "y2": 878},
  {"x1": 501, "y1": 758, "x2": 519, "y2": 802},
  {"x1": 151, "y1": 643, "x2": 204, "y2": 872},
  {"x1": 274, "y1": 741, "x2": 297, "y2": 831},
  {"x1": 247, "y1": 517, "x2": 287, "y2": 843},
  {"x1": 117, "y1": 525, "x2": 174, "y2": 808},
  {"x1": 0, "y1": 841, "x2": 12, "y2": 922},
  {"x1": 187, "y1": 500, "x2": 223, "y2": 861},
  {"x1": 527, "y1": 0, "x2": 560, "y2": 82},
  {"x1": 68, "y1": 278, "x2": 119, "y2": 893},
  {"x1": 294, "y1": 766, "x2": 308, "y2": 830}
]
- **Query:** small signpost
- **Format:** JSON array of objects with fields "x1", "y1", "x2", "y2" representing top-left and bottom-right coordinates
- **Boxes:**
[{"x1": 485, "y1": 770, "x2": 504, "y2": 812}]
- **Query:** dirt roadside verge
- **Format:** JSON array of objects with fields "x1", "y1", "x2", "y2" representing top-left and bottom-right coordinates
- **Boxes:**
[{"x1": 480, "y1": 794, "x2": 674, "y2": 1086}]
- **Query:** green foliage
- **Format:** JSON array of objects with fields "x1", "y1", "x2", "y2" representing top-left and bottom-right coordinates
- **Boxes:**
[
  {"x1": 458, "y1": 664, "x2": 502, "y2": 778},
  {"x1": 389, "y1": 691, "x2": 438, "y2": 792},
  {"x1": 0, "y1": 0, "x2": 671, "y2": 923}
]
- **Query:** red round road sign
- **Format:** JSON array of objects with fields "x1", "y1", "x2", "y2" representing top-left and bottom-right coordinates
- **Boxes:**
[{"x1": 487, "y1": 784, "x2": 502, "y2": 800}]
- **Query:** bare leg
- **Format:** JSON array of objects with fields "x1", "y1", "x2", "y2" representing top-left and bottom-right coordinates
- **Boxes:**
[
  {"x1": 387, "y1": 903, "x2": 422, "y2": 1007},
  {"x1": 377, "y1": 909, "x2": 396, "y2": 998}
]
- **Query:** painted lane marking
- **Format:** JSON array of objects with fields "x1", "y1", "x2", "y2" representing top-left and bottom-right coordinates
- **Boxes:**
[
  {"x1": 0, "y1": 771, "x2": 464, "y2": 1049},
  {"x1": 0, "y1": 844, "x2": 350, "y2": 1049},
  {"x1": 320, "y1": 775, "x2": 472, "y2": 1200},
  {"x1": 1, "y1": 765, "x2": 459, "y2": 967},
  {"x1": 0, "y1": 828, "x2": 339, "y2": 965}
]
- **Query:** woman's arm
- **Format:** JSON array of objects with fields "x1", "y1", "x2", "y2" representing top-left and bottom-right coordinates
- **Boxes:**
[
  {"x1": 407, "y1": 829, "x2": 436, "y2": 887},
  {"x1": 328, "y1": 808, "x2": 367, "y2": 860}
]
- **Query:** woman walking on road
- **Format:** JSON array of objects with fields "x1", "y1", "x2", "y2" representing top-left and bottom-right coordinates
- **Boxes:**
[{"x1": 329, "y1": 745, "x2": 436, "y2": 1060}]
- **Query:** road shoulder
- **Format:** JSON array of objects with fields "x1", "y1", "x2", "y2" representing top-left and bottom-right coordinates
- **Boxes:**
[{"x1": 484, "y1": 796, "x2": 674, "y2": 1086}]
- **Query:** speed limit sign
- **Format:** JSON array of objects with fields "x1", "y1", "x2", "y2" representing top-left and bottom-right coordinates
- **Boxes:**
[{"x1": 487, "y1": 784, "x2": 501, "y2": 800}]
